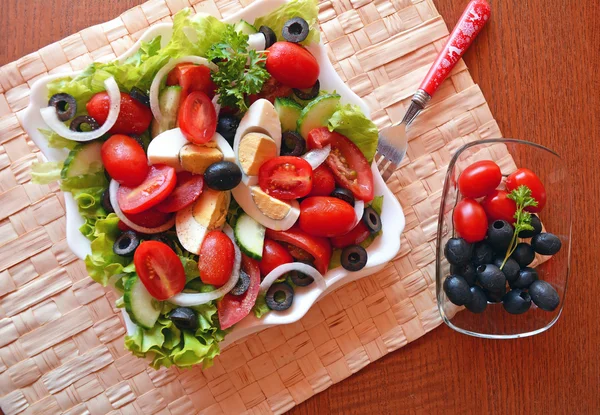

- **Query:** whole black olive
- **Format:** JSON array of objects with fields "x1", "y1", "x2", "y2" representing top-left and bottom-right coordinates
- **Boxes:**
[
  {"x1": 511, "y1": 243, "x2": 535, "y2": 267},
  {"x1": 204, "y1": 161, "x2": 242, "y2": 191},
  {"x1": 443, "y1": 275, "x2": 472, "y2": 306},
  {"x1": 216, "y1": 114, "x2": 240, "y2": 147},
  {"x1": 362, "y1": 207, "x2": 382, "y2": 233},
  {"x1": 113, "y1": 230, "x2": 140, "y2": 256},
  {"x1": 330, "y1": 188, "x2": 355, "y2": 207},
  {"x1": 502, "y1": 289, "x2": 532, "y2": 314},
  {"x1": 170, "y1": 307, "x2": 198, "y2": 330},
  {"x1": 472, "y1": 242, "x2": 494, "y2": 266},
  {"x1": 528, "y1": 280, "x2": 560, "y2": 311},
  {"x1": 511, "y1": 267, "x2": 538, "y2": 289},
  {"x1": 450, "y1": 263, "x2": 477, "y2": 286},
  {"x1": 266, "y1": 282, "x2": 294, "y2": 311},
  {"x1": 282, "y1": 17, "x2": 310, "y2": 43},
  {"x1": 487, "y1": 220, "x2": 514, "y2": 252},
  {"x1": 518, "y1": 214, "x2": 542, "y2": 238},
  {"x1": 485, "y1": 287, "x2": 506, "y2": 303},
  {"x1": 48, "y1": 93, "x2": 77, "y2": 121},
  {"x1": 341, "y1": 245, "x2": 368, "y2": 271},
  {"x1": 444, "y1": 237, "x2": 473, "y2": 266},
  {"x1": 476, "y1": 264, "x2": 506, "y2": 292},
  {"x1": 493, "y1": 257, "x2": 520, "y2": 284},
  {"x1": 531, "y1": 233, "x2": 562, "y2": 255},
  {"x1": 465, "y1": 286, "x2": 488, "y2": 313}
]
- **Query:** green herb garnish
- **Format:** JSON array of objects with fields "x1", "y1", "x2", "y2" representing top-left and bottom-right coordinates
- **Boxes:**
[{"x1": 500, "y1": 185, "x2": 538, "y2": 269}]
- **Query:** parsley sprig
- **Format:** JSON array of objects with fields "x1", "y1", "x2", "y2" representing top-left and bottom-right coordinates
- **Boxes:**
[
  {"x1": 206, "y1": 26, "x2": 270, "y2": 112},
  {"x1": 500, "y1": 185, "x2": 538, "y2": 269}
]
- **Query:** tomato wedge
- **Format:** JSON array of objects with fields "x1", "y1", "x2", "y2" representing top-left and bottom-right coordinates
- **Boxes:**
[
  {"x1": 167, "y1": 64, "x2": 216, "y2": 98},
  {"x1": 134, "y1": 241, "x2": 186, "y2": 300},
  {"x1": 330, "y1": 222, "x2": 371, "y2": 249},
  {"x1": 258, "y1": 156, "x2": 313, "y2": 200},
  {"x1": 178, "y1": 91, "x2": 217, "y2": 144},
  {"x1": 217, "y1": 254, "x2": 261, "y2": 330},
  {"x1": 258, "y1": 239, "x2": 293, "y2": 277},
  {"x1": 117, "y1": 165, "x2": 177, "y2": 214},
  {"x1": 155, "y1": 172, "x2": 204, "y2": 213},
  {"x1": 124, "y1": 207, "x2": 173, "y2": 228},
  {"x1": 265, "y1": 226, "x2": 332, "y2": 275},
  {"x1": 198, "y1": 231, "x2": 235, "y2": 287},
  {"x1": 307, "y1": 127, "x2": 374, "y2": 202}
]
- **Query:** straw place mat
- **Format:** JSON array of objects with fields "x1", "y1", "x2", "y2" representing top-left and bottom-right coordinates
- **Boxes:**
[{"x1": 0, "y1": 0, "x2": 506, "y2": 414}]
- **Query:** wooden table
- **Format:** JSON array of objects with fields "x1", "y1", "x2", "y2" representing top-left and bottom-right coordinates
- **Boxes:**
[{"x1": 2, "y1": 1, "x2": 599, "y2": 413}]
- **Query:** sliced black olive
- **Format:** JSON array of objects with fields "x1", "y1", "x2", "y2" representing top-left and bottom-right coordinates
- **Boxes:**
[
  {"x1": 502, "y1": 289, "x2": 532, "y2": 314},
  {"x1": 230, "y1": 270, "x2": 251, "y2": 296},
  {"x1": 217, "y1": 114, "x2": 240, "y2": 147},
  {"x1": 113, "y1": 230, "x2": 140, "y2": 256},
  {"x1": 280, "y1": 131, "x2": 306, "y2": 156},
  {"x1": 293, "y1": 80, "x2": 320, "y2": 101},
  {"x1": 70, "y1": 115, "x2": 100, "y2": 132},
  {"x1": 362, "y1": 207, "x2": 381, "y2": 233},
  {"x1": 259, "y1": 26, "x2": 277, "y2": 49},
  {"x1": 282, "y1": 17, "x2": 309, "y2": 43},
  {"x1": 204, "y1": 161, "x2": 242, "y2": 191},
  {"x1": 341, "y1": 245, "x2": 368, "y2": 271},
  {"x1": 330, "y1": 188, "x2": 355, "y2": 207},
  {"x1": 102, "y1": 189, "x2": 114, "y2": 213},
  {"x1": 130, "y1": 87, "x2": 150, "y2": 107},
  {"x1": 170, "y1": 307, "x2": 198, "y2": 330},
  {"x1": 266, "y1": 282, "x2": 294, "y2": 311},
  {"x1": 289, "y1": 270, "x2": 314, "y2": 287},
  {"x1": 48, "y1": 93, "x2": 77, "y2": 121},
  {"x1": 150, "y1": 234, "x2": 174, "y2": 248},
  {"x1": 531, "y1": 233, "x2": 562, "y2": 255}
]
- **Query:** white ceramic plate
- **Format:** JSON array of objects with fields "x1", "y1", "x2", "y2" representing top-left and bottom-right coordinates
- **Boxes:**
[{"x1": 22, "y1": 0, "x2": 405, "y2": 347}]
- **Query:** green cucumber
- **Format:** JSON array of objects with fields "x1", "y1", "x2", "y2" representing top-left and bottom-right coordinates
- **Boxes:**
[
  {"x1": 274, "y1": 98, "x2": 303, "y2": 132},
  {"x1": 235, "y1": 20, "x2": 258, "y2": 35},
  {"x1": 60, "y1": 141, "x2": 103, "y2": 179},
  {"x1": 151, "y1": 86, "x2": 183, "y2": 138},
  {"x1": 297, "y1": 94, "x2": 341, "y2": 139},
  {"x1": 124, "y1": 276, "x2": 161, "y2": 330},
  {"x1": 234, "y1": 213, "x2": 265, "y2": 260}
]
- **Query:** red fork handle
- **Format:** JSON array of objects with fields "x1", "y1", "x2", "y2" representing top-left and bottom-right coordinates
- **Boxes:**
[{"x1": 419, "y1": 0, "x2": 491, "y2": 97}]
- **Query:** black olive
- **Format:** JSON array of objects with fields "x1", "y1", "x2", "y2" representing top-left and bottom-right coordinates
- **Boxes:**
[
  {"x1": 502, "y1": 289, "x2": 532, "y2": 314},
  {"x1": 48, "y1": 93, "x2": 77, "y2": 121},
  {"x1": 293, "y1": 80, "x2": 320, "y2": 101},
  {"x1": 531, "y1": 233, "x2": 562, "y2": 256},
  {"x1": 230, "y1": 270, "x2": 251, "y2": 296},
  {"x1": 266, "y1": 282, "x2": 294, "y2": 311},
  {"x1": 216, "y1": 114, "x2": 240, "y2": 147},
  {"x1": 487, "y1": 220, "x2": 514, "y2": 252},
  {"x1": 113, "y1": 231, "x2": 140, "y2": 256},
  {"x1": 129, "y1": 87, "x2": 150, "y2": 107},
  {"x1": 444, "y1": 237, "x2": 472, "y2": 266},
  {"x1": 280, "y1": 131, "x2": 306, "y2": 156},
  {"x1": 362, "y1": 207, "x2": 382, "y2": 233},
  {"x1": 485, "y1": 287, "x2": 506, "y2": 303},
  {"x1": 518, "y1": 214, "x2": 542, "y2": 238},
  {"x1": 204, "y1": 161, "x2": 242, "y2": 191},
  {"x1": 443, "y1": 275, "x2": 472, "y2": 306},
  {"x1": 528, "y1": 280, "x2": 560, "y2": 311},
  {"x1": 450, "y1": 263, "x2": 477, "y2": 286},
  {"x1": 102, "y1": 189, "x2": 114, "y2": 213},
  {"x1": 341, "y1": 245, "x2": 368, "y2": 271},
  {"x1": 493, "y1": 257, "x2": 520, "y2": 284},
  {"x1": 259, "y1": 26, "x2": 277, "y2": 48},
  {"x1": 472, "y1": 242, "x2": 494, "y2": 266},
  {"x1": 465, "y1": 286, "x2": 488, "y2": 313},
  {"x1": 476, "y1": 264, "x2": 506, "y2": 292},
  {"x1": 330, "y1": 188, "x2": 355, "y2": 207},
  {"x1": 511, "y1": 243, "x2": 535, "y2": 267},
  {"x1": 289, "y1": 270, "x2": 314, "y2": 287},
  {"x1": 511, "y1": 267, "x2": 538, "y2": 289},
  {"x1": 70, "y1": 115, "x2": 100, "y2": 132},
  {"x1": 282, "y1": 17, "x2": 310, "y2": 43},
  {"x1": 170, "y1": 307, "x2": 198, "y2": 330},
  {"x1": 150, "y1": 234, "x2": 173, "y2": 248}
]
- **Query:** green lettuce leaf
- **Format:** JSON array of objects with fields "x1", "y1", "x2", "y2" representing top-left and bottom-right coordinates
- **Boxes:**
[
  {"x1": 328, "y1": 104, "x2": 379, "y2": 163},
  {"x1": 253, "y1": 0, "x2": 320, "y2": 45},
  {"x1": 252, "y1": 293, "x2": 270, "y2": 319},
  {"x1": 39, "y1": 129, "x2": 77, "y2": 150},
  {"x1": 163, "y1": 9, "x2": 229, "y2": 59},
  {"x1": 31, "y1": 161, "x2": 63, "y2": 185}
]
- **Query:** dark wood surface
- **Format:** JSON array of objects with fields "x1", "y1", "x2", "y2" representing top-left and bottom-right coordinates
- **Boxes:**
[{"x1": 2, "y1": 1, "x2": 599, "y2": 413}]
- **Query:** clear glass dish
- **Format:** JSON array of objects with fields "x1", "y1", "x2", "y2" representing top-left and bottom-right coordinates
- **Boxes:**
[{"x1": 435, "y1": 139, "x2": 572, "y2": 339}]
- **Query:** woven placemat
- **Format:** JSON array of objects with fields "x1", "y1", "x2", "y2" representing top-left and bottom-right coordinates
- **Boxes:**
[{"x1": 0, "y1": 1, "x2": 504, "y2": 414}]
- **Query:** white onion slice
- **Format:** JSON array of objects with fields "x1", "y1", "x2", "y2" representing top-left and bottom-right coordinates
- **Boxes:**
[
  {"x1": 212, "y1": 94, "x2": 221, "y2": 116},
  {"x1": 302, "y1": 145, "x2": 331, "y2": 169},
  {"x1": 169, "y1": 225, "x2": 241, "y2": 306},
  {"x1": 150, "y1": 56, "x2": 218, "y2": 125},
  {"x1": 109, "y1": 180, "x2": 175, "y2": 234},
  {"x1": 260, "y1": 262, "x2": 327, "y2": 294},
  {"x1": 40, "y1": 77, "x2": 121, "y2": 142},
  {"x1": 351, "y1": 200, "x2": 365, "y2": 229}
]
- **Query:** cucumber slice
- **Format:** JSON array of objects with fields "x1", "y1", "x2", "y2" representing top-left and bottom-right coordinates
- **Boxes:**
[
  {"x1": 60, "y1": 141, "x2": 103, "y2": 179},
  {"x1": 297, "y1": 94, "x2": 341, "y2": 139},
  {"x1": 275, "y1": 98, "x2": 302, "y2": 132},
  {"x1": 151, "y1": 86, "x2": 183, "y2": 138},
  {"x1": 124, "y1": 276, "x2": 161, "y2": 330},
  {"x1": 234, "y1": 213, "x2": 266, "y2": 260},
  {"x1": 235, "y1": 20, "x2": 258, "y2": 35}
]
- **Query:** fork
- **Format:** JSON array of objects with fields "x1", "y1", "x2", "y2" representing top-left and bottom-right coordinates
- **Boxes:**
[{"x1": 375, "y1": 0, "x2": 491, "y2": 182}]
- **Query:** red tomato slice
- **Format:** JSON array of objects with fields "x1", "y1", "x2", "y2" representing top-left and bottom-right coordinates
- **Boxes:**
[
  {"x1": 248, "y1": 77, "x2": 292, "y2": 105},
  {"x1": 218, "y1": 254, "x2": 261, "y2": 330},
  {"x1": 86, "y1": 92, "x2": 152, "y2": 135},
  {"x1": 124, "y1": 207, "x2": 173, "y2": 228},
  {"x1": 481, "y1": 190, "x2": 517, "y2": 223},
  {"x1": 506, "y1": 168, "x2": 547, "y2": 213},
  {"x1": 266, "y1": 42, "x2": 319, "y2": 89},
  {"x1": 265, "y1": 226, "x2": 332, "y2": 275},
  {"x1": 155, "y1": 172, "x2": 204, "y2": 213},
  {"x1": 134, "y1": 241, "x2": 186, "y2": 300},
  {"x1": 198, "y1": 231, "x2": 235, "y2": 287},
  {"x1": 308, "y1": 165, "x2": 336, "y2": 197},
  {"x1": 101, "y1": 134, "x2": 149, "y2": 187},
  {"x1": 117, "y1": 165, "x2": 177, "y2": 214},
  {"x1": 307, "y1": 128, "x2": 374, "y2": 202},
  {"x1": 453, "y1": 198, "x2": 488, "y2": 243},
  {"x1": 259, "y1": 239, "x2": 293, "y2": 277},
  {"x1": 299, "y1": 196, "x2": 356, "y2": 238},
  {"x1": 178, "y1": 91, "x2": 217, "y2": 144},
  {"x1": 258, "y1": 156, "x2": 313, "y2": 200},
  {"x1": 330, "y1": 222, "x2": 371, "y2": 249},
  {"x1": 167, "y1": 64, "x2": 216, "y2": 98},
  {"x1": 458, "y1": 160, "x2": 502, "y2": 199}
]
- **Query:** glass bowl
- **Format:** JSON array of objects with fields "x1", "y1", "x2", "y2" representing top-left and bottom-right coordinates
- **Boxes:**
[{"x1": 435, "y1": 139, "x2": 572, "y2": 339}]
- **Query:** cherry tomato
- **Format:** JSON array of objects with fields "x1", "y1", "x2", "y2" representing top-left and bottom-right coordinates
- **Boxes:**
[
  {"x1": 308, "y1": 165, "x2": 336, "y2": 197},
  {"x1": 453, "y1": 198, "x2": 488, "y2": 243},
  {"x1": 166, "y1": 64, "x2": 216, "y2": 98},
  {"x1": 308, "y1": 127, "x2": 374, "y2": 202},
  {"x1": 258, "y1": 156, "x2": 313, "y2": 200},
  {"x1": 133, "y1": 241, "x2": 186, "y2": 300},
  {"x1": 248, "y1": 77, "x2": 292, "y2": 105},
  {"x1": 124, "y1": 207, "x2": 173, "y2": 228},
  {"x1": 266, "y1": 42, "x2": 319, "y2": 89},
  {"x1": 178, "y1": 91, "x2": 217, "y2": 144},
  {"x1": 266, "y1": 227, "x2": 332, "y2": 275},
  {"x1": 506, "y1": 168, "x2": 547, "y2": 213},
  {"x1": 87, "y1": 92, "x2": 152, "y2": 135},
  {"x1": 330, "y1": 222, "x2": 371, "y2": 249},
  {"x1": 259, "y1": 239, "x2": 293, "y2": 277},
  {"x1": 481, "y1": 190, "x2": 517, "y2": 223},
  {"x1": 117, "y1": 165, "x2": 177, "y2": 214},
  {"x1": 458, "y1": 160, "x2": 502, "y2": 198},
  {"x1": 299, "y1": 197, "x2": 356, "y2": 238},
  {"x1": 101, "y1": 135, "x2": 148, "y2": 187},
  {"x1": 155, "y1": 172, "x2": 204, "y2": 213},
  {"x1": 218, "y1": 254, "x2": 261, "y2": 329},
  {"x1": 198, "y1": 231, "x2": 235, "y2": 287}
]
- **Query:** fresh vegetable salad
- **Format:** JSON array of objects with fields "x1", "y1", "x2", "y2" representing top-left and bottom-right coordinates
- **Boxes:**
[{"x1": 32, "y1": 0, "x2": 383, "y2": 369}]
